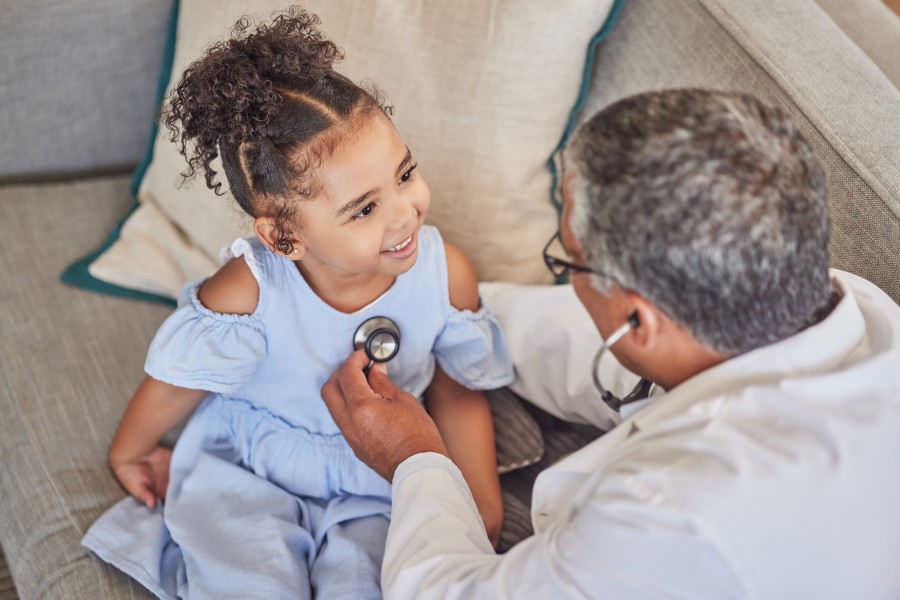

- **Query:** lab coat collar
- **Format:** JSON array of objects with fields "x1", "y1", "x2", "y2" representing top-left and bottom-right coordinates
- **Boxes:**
[
  {"x1": 532, "y1": 275, "x2": 871, "y2": 528},
  {"x1": 618, "y1": 392, "x2": 656, "y2": 421}
]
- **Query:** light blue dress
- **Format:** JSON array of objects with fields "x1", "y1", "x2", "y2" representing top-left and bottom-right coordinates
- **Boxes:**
[{"x1": 82, "y1": 225, "x2": 514, "y2": 600}]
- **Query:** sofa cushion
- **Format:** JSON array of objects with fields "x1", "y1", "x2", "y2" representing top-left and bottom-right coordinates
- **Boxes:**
[
  {"x1": 70, "y1": 0, "x2": 623, "y2": 301},
  {"x1": 0, "y1": 548, "x2": 15, "y2": 600},
  {"x1": 815, "y1": 0, "x2": 900, "y2": 89},
  {"x1": 0, "y1": 1, "x2": 171, "y2": 181},
  {"x1": 488, "y1": 388, "x2": 545, "y2": 475},
  {"x1": 0, "y1": 177, "x2": 165, "y2": 599}
]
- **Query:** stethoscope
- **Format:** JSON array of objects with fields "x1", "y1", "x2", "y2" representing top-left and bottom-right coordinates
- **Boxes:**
[
  {"x1": 354, "y1": 314, "x2": 652, "y2": 411},
  {"x1": 354, "y1": 316, "x2": 401, "y2": 375},
  {"x1": 592, "y1": 312, "x2": 654, "y2": 412}
]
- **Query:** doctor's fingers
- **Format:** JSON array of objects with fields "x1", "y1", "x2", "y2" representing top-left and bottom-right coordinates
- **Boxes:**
[
  {"x1": 367, "y1": 368, "x2": 417, "y2": 405},
  {"x1": 343, "y1": 348, "x2": 373, "y2": 374},
  {"x1": 321, "y1": 375, "x2": 351, "y2": 427},
  {"x1": 322, "y1": 350, "x2": 372, "y2": 409}
]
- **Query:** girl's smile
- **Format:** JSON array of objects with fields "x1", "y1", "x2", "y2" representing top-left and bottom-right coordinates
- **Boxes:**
[{"x1": 382, "y1": 230, "x2": 418, "y2": 259}]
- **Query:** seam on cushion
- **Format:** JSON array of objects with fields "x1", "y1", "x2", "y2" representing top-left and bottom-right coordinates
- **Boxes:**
[
  {"x1": 693, "y1": 0, "x2": 900, "y2": 220},
  {"x1": 8, "y1": 386, "x2": 99, "y2": 595},
  {"x1": 15, "y1": 398, "x2": 84, "y2": 529}
]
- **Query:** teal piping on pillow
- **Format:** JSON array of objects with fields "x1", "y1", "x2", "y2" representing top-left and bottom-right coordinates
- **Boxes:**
[
  {"x1": 60, "y1": 0, "x2": 180, "y2": 307},
  {"x1": 130, "y1": 0, "x2": 180, "y2": 200},
  {"x1": 547, "y1": 0, "x2": 628, "y2": 214},
  {"x1": 546, "y1": 0, "x2": 627, "y2": 285}
]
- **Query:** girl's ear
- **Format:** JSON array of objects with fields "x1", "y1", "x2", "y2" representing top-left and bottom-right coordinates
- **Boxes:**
[
  {"x1": 624, "y1": 291, "x2": 663, "y2": 351},
  {"x1": 253, "y1": 216, "x2": 305, "y2": 259}
]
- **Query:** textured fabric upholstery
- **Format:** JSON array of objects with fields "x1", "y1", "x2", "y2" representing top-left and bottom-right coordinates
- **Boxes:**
[
  {"x1": 816, "y1": 0, "x2": 900, "y2": 88},
  {"x1": 580, "y1": 0, "x2": 900, "y2": 302},
  {"x1": 0, "y1": 1, "x2": 170, "y2": 180},
  {"x1": 0, "y1": 177, "x2": 165, "y2": 599},
  {"x1": 0, "y1": 549, "x2": 14, "y2": 600}
]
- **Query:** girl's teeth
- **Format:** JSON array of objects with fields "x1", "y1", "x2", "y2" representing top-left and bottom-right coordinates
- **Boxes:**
[{"x1": 387, "y1": 236, "x2": 411, "y2": 252}]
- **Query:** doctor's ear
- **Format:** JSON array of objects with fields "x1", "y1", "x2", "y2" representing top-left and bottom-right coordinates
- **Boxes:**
[
  {"x1": 623, "y1": 293, "x2": 662, "y2": 349},
  {"x1": 254, "y1": 216, "x2": 305, "y2": 259}
]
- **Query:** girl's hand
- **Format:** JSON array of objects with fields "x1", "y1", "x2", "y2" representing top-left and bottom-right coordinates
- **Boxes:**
[
  {"x1": 107, "y1": 376, "x2": 207, "y2": 509},
  {"x1": 111, "y1": 446, "x2": 173, "y2": 509}
]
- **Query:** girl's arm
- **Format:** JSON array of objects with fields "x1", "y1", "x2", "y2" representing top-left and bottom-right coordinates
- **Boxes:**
[
  {"x1": 425, "y1": 241, "x2": 503, "y2": 548},
  {"x1": 110, "y1": 257, "x2": 260, "y2": 508},
  {"x1": 425, "y1": 369, "x2": 503, "y2": 547},
  {"x1": 109, "y1": 376, "x2": 208, "y2": 508}
]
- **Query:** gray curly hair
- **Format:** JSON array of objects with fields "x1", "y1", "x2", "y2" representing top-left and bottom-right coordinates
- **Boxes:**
[{"x1": 565, "y1": 89, "x2": 831, "y2": 355}]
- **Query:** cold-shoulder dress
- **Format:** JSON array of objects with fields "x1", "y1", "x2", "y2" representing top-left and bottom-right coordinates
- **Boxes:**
[{"x1": 82, "y1": 225, "x2": 514, "y2": 599}]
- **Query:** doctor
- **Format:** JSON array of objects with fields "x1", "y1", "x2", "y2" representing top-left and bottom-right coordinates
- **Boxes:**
[{"x1": 322, "y1": 89, "x2": 900, "y2": 599}]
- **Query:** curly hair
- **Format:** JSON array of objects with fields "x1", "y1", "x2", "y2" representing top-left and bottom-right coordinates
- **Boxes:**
[{"x1": 162, "y1": 7, "x2": 385, "y2": 253}]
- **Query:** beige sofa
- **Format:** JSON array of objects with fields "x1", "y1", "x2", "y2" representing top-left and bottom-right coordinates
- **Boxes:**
[{"x1": 1, "y1": 0, "x2": 898, "y2": 598}]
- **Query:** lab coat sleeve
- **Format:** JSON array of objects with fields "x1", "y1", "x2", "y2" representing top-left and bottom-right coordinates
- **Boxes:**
[
  {"x1": 383, "y1": 453, "x2": 743, "y2": 599},
  {"x1": 382, "y1": 452, "x2": 511, "y2": 599}
]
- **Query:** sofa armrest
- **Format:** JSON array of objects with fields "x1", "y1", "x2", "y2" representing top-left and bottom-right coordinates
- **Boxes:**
[
  {"x1": 816, "y1": 0, "x2": 900, "y2": 89},
  {"x1": 580, "y1": 0, "x2": 900, "y2": 303}
]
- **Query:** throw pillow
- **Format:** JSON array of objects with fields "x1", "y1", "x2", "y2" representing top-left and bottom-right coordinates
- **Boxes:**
[{"x1": 64, "y1": 0, "x2": 624, "y2": 301}]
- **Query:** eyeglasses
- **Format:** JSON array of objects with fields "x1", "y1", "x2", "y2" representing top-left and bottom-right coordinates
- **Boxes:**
[{"x1": 542, "y1": 231, "x2": 607, "y2": 279}]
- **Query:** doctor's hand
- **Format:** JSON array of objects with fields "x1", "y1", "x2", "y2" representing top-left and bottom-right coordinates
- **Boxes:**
[{"x1": 322, "y1": 350, "x2": 449, "y2": 482}]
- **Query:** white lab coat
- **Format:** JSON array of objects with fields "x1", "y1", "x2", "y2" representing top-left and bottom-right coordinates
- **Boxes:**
[{"x1": 383, "y1": 270, "x2": 900, "y2": 599}]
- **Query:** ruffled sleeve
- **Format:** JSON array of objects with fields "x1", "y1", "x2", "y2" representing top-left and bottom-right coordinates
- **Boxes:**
[
  {"x1": 432, "y1": 305, "x2": 515, "y2": 390},
  {"x1": 144, "y1": 282, "x2": 267, "y2": 394}
]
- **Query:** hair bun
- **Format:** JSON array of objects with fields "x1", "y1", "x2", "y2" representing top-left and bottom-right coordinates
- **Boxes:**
[{"x1": 163, "y1": 7, "x2": 342, "y2": 191}]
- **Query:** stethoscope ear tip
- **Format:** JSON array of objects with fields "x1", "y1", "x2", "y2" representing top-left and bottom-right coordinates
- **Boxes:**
[
  {"x1": 593, "y1": 311, "x2": 650, "y2": 412},
  {"x1": 628, "y1": 311, "x2": 640, "y2": 329}
]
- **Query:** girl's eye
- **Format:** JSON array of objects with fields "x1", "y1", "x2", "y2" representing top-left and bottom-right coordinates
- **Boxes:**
[
  {"x1": 353, "y1": 202, "x2": 376, "y2": 220},
  {"x1": 400, "y1": 163, "x2": 418, "y2": 183}
]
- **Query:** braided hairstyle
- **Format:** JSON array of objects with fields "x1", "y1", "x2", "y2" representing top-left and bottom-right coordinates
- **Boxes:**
[{"x1": 163, "y1": 7, "x2": 386, "y2": 254}]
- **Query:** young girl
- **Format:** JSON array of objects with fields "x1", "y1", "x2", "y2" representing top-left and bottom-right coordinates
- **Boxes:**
[{"x1": 82, "y1": 9, "x2": 513, "y2": 599}]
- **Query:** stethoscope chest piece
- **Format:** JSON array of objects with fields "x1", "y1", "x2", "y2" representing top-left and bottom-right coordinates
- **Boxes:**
[{"x1": 354, "y1": 317, "x2": 401, "y2": 370}]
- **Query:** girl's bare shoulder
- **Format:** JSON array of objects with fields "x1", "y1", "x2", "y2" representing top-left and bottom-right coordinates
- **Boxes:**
[
  {"x1": 443, "y1": 241, "x2": 479, "y2": 312},
  {"x1": 197, "y1": 257, "x2": 260, "y2": 315}
]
